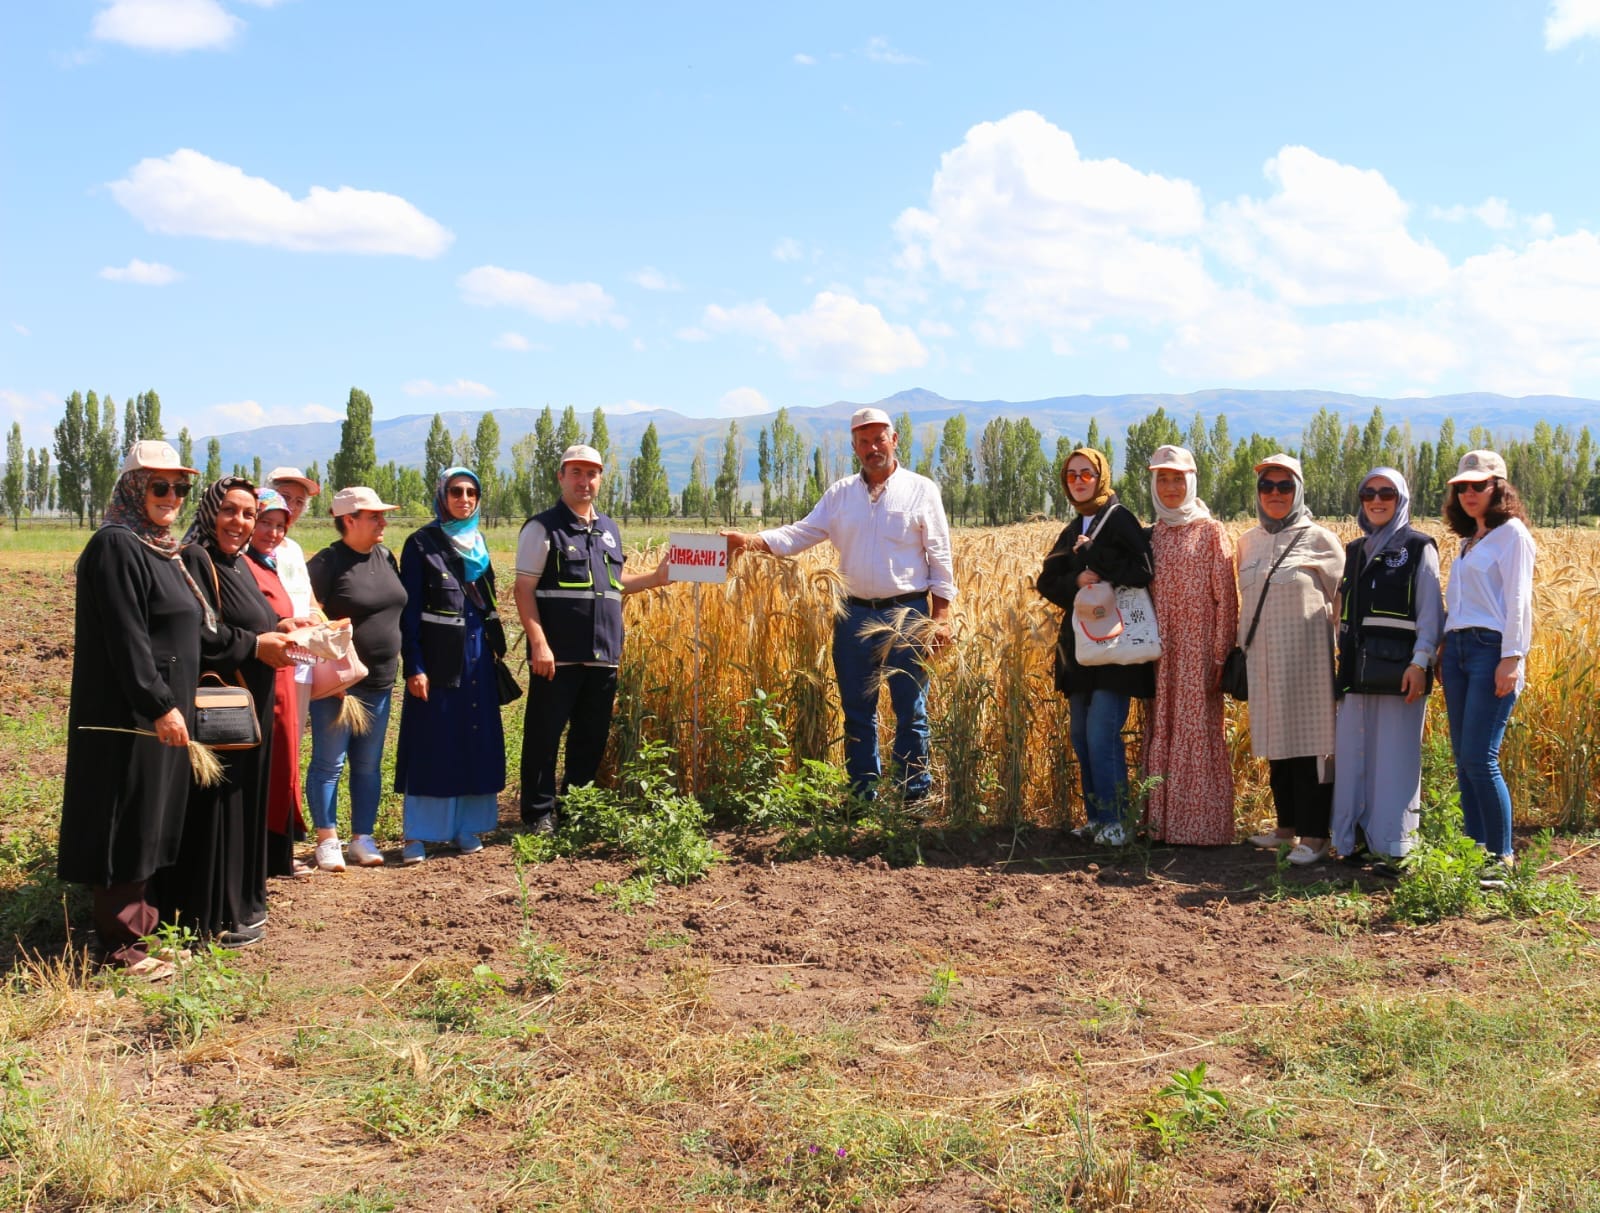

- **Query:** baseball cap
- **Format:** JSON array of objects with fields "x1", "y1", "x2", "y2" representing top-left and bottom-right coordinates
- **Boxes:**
[
  {"x1": 850, "y1": 407, "x2": 893, "y2": 430},
  {"x1": 120, "y1": 439, "x2": 199, "y2": 477},
  {"x1": 1449, "y1": 450, "x2": 1508, "y2": 483},
  {"x1": 1148, "y1": 444, "x2": 1196, "y2": 473},
  {"x1": 330, "y1": 486, "x2": 399, "y2": 516},
  {"x1": 560, "y1": 444, "x2": 604, "y2": 468},
  {"x1": 267, "y1": 466, "x2": 321, "y2": 495},
  {"x1": 255, "y1": 488, "x2": 290, "y2": 516},
  {"x1": 1253, "y1": 452, "x2": 1304, "y2": 481}
]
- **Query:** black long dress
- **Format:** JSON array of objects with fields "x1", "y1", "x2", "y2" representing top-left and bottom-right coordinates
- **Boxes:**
[
  {"x1": 152, "y1": 543, "x2": 278, "y2": 938},
  {"x1": 59, "y1": 528, "x2": 202, "y2": 887}
]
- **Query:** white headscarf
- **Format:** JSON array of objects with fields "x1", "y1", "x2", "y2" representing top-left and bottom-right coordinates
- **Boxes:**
[{"x1": 1149, "y1": 466, "x2": 1212, "y2": 528}]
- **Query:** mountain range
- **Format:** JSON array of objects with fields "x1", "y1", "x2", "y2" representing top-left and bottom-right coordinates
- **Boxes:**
[{"x1": 208, "y1": 388, "x2": 1600, "y2": 489}]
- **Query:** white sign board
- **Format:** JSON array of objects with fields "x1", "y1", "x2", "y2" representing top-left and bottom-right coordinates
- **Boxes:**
[{"x1": 666, "y1": 532, "x2": 729, "y2": 584}]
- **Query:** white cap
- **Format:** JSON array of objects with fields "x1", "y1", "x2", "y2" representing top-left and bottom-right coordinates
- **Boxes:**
[
  {"x1": 120, "y1": 439, "x2": 198, "y2": 477},
  {"x1": 851, "y1": 407, "x2": 893, "y2": 431},
  {"x1": 267, "y1": 466, "x2": 321, "y2": 495},
  {"x1": 1147, "y1": 444, "x2": 1196, "y2": 473},
  {"x1": 1449, "y1": 449, "x2": 1508, "y2": 483},
  {"x1": 1253, "y1": 452, "x2": 1304, "y2": 480},
  {"x1": 560, "y1": 444, "x2": 604, "y2": 468},
  {"x1": 330, "y1": 486, "x2": 399, "y2": 516}
]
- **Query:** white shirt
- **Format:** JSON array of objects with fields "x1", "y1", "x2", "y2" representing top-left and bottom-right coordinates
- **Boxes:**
[
  {"x1": 274, "y1": 533, "x2": 316, "y2": 685},
  {"x1": 1445, "y1": 517, "x2": 1535, "y2": 661},
  {"x1": 759, "y1": 464, "x2": 957, "y2": 602}
]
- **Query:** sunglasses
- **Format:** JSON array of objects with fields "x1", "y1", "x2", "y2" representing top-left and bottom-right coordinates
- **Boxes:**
[
  {"x1": 1357, "y1": 486, "x2": 1399, "y2": 503},
  {"x1": 447, "y1": 485, "x2": 479, "y2": 499},
  {"x1": 1257, "y1": 478, "x2": 1297, "y2": 496},
  {"x1": 1064, "y1": 469, "x2": 1098, "y2": 482},
  {"x1": 148, "y1": 479, "x2": 192, "y2": 499},
  {"x1": 1455, "y1": 478, "x2": 1494, "y2": 494}
]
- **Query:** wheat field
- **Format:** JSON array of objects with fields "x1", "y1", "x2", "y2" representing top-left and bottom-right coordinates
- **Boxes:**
[{"x1": 615, "y1": 520, "x2": 1600, "y2": 834}]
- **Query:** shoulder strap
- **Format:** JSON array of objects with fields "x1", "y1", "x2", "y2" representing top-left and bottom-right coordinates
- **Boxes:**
[
  {"x1": 1082, "y1": 501, "x2": 1119, "y2": 545},
  {"x1": 1242, "y1": 529, "x2": 1304, "y2": 649}
]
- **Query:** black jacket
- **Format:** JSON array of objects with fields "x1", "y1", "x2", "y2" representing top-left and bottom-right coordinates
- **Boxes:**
[{"x1": 1036, "y1": 496, "x2": 1157, "y2": 698}]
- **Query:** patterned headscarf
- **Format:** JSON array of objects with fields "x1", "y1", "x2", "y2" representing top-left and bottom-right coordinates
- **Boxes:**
[
  {"x1": 1064, "y1": 446, "x2": 1114, "y2": 517},
  {"x1": 101, "y1": 466, "x2": 215, "y2": 630},
  {"x1": 1357, "y1": 466, "x2": 1411, "y2": 561},
  {"x1": 184, "y1": 476, "x2": 256, "y2": 550},
  {"x1": 1255, "y1": 462, "x2": 1310, "y2": 534},
  {"x1": 434, "y1": 466, "x2": 490, "y2": 583},
  {"x1": 248, "y1": 487, "x2": 290, "y2": 571}
]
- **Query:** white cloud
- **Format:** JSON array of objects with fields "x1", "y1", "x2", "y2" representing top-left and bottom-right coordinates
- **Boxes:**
[
  {"x1": 0, "y1": 388, "x2": 55, "y2": 418},
  {"x1": 717, "y1": 387, "x2": 771, "y2": 417},
  {"x1": 675, "y1": 326, "x2": 711, "y2": 342},
  {"x1": 1211, "y1": 146, "x2": 1450, "y2": 306},
  {"x1": 628, "y1": 266, "x2": 682, "y2": 292},
  {"x1": 1546, "y1": 0, "x2": 1600, "y2": 48},
  {"x1": 1430, "y1": 197, "x2": 1556, "y2": 238},
  {"x1": 864, "y1": 36, "x2": 920, "y2": 65},
  {"x1": 895, "y1": 111, "x2": 1211, "y2": 346},
  {"x1": 772, "y1": 237, "x2": 804, "y2": 263},
  {"x1": 401, "y1": 379, "x2": 497, "y2": 399},
  {"x1": 91, "y1": 0, "x2": 241, "y2": 52},
  {"x1": 703, "y1": 291, "x2": 927, "y2": 377},
  {"x1": 601, "y1": 399, "x2": 656, "y2": 415},
  {"x1": 458, "y1": 265, "x2": 625, "y2": 327},
  {"x1": 918, "y1": 319, "x2": 956, "y2": 339},
  {"x1": 12, "y1": 324, "x2": 31, "y2": 337},
  {"x1": 209, "y1": 399, "x2": 341, "y2": 429},
  {"x1": 108, "y1": 149, "x2": 453, "y2": 257},
  {"x1": 492, "y1": 331, "x2": 532, "y2": 352},
  {"x1": 793, "y1": 52, "x2": 816, "y2": 66},
  {"x1": 99, "y1": 258, "x2": 182, "y2": 285}
]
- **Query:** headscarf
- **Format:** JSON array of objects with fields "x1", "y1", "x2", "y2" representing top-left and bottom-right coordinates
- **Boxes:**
[
  {"x1": 248, "y1": 487, "x2": 289, "y2": 571},
  {"x1": 434, "y1": 466, "x2": 490, "y2": 583},
  {"x1": 184, "y1": 476, "x2": 256, "y2": 550},
  {"x1": 1064, "y1": 446, "x2": 1113, "y2": 517},
  {"x1": 1148, "y1": 454, "x2": 1212, "y2": 528},
  {"x1": 1255, "y1": 461, "x2": 1309, "y2": 534},
  {"x1": 1357, "y1": 466, "x2": 1410, "y2": 560},
  {"x1": 102, "y1": 466, "x2": 216, "y2": 631}
]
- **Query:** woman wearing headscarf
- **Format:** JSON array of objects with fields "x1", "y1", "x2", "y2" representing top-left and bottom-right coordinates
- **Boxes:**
[
  {"x1": 156, "y1": 477, "x2": 298, "y2": 947},
  {"x1": 1237, "y1": 454, "x2": 1345, "y2": 865},
  {"x1": 1142, "y1": 445, "x2": 1239, "y2": 846},
  {"x1": 395, "y1": 467, "x2": 509, "y2": 862},
  {"x1": 1036, "y1": 446, "x2": 1155, "y2": 846},
  {"x1": 1439, "y1": 450, "x2": 1535, "y2": 880},
  {"x1": 244, "y1": 487, "x2": 317, "y2": 878},
  {"x1": 1331, "y1": 468, "x2": 1443, "y2": 871},
  {"x1": 59, "y1": 442, "x2": 206, "y2": 977}
]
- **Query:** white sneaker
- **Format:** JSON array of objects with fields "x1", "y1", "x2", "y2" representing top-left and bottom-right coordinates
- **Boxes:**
[
  {"x1": 1095, "y1": 823, "x2": 1129, "y2": 847},
  {"x1": 314, "y1": 837, "x2": 346, "y2": 872},
  {"x1": 347, "y1": 835, "x2": 385, "y2": 867}
]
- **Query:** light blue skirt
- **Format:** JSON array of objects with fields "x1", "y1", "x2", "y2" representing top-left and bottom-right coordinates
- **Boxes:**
[{"x1": 403, "y1": 793, "x2": 500, "y2": 843}]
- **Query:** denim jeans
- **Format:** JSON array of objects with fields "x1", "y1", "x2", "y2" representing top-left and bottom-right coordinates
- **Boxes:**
[
  {"x1": 1068, "y1": 689, "x2": 1132, "y2": 826},
  {"x1": 1440, "y1": 628, "x2": 1518, "y2": 858},
  {"x1": 306, "y1": 685, "x2": 393, "y2": 836},
  {"x1": 832, "y1": 598, "x2": 932, "y2": 798}
]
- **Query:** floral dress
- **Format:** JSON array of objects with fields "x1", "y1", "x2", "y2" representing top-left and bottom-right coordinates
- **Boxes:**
[{"x1": 1144, "y1": 518, "x2": 1238, "y2": 844}]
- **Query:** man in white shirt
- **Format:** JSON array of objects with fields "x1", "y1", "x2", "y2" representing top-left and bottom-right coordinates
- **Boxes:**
[
  {"x1": 268, "y1": 467, "x2": 321, "y2": 728},
  {"x1": 723, "y1": 408, "x2": 955, "y2": 802}
]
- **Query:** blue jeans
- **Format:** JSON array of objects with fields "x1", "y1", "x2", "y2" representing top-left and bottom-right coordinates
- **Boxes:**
[
  {"x1": 1068, "y1": 690, "x2": 1132, "y2": 826},
  {"x1": 306, "y1": 685, "x2": 393, "y2": 836},
  {"x1": 1440, "y1": 628, "x2": 1517, "y2": 858},
  {"x1": 833, "y1": 598, "x2": 932, "y2": 799}
]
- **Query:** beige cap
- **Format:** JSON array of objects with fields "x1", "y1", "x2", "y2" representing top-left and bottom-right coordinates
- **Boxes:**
[
  {"x1": 267, "y1": 466, "x2": 322, "y2": 495},
  {"x1": 120, "y1": 439, "x2": 199, "y2": 477},
  {"x1": 1449, "y1": 449, "x2": 1508, "y2": 483},
  {"x1": 1148, "y1": 444, "x2": 1196, "y2": 473},
  {"x1": 330, "y1": 486, "x2": 399, "y2": 516},
  {"x1": 1253, "y1": 452, "x2": 1304, "y2": 480},
  {"x1": 560, "y1": 444, "x2": 604, "y2": 469},
  {"x1": 850, "y1": 406, "x2": 893, "y2": 431}
]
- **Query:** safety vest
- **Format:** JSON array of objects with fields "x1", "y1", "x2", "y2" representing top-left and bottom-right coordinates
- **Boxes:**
[
  {"x1": 529, "y1": 503, "x2": 625, "y2": 664},
  {"x1": 1336, "y1": 528, "x2": 1435, "y2": 692}
]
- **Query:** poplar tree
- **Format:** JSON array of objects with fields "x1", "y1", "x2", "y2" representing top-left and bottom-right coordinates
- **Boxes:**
[
  {"x1": 138, "y1": 390, "x2": 165, "y2": 440},
  {"x1": 331, "y1": 387, "x2": 377, "y2": 490},
  {"x1": 532, "y1": 406, "x2": 560, "y2": 505},
  {"x1": 589, "y1": 407, "x2": 614, "y2": 513},
  {"x1": 4, "y1": 423, "x2": 24, "y2": 528},
  {"x1": 54, "y1": 390, "x2": 89, "y2": 526},
  {"x1": 122, "y1": 398, "x2": 139, "y2": 456},
  {"x1": 937, "y1": 415, "x2": 968, "y2": 524},
  {"x1": 714, "y1": 419, "x2": 742, "y2": 524},
  {"x1": 424, "y1": 413, "x2": 452, "y2": 488},
  {"x1": 88, "y1": 391, "x2": 121, "y2": 525},
  {"x1": 177, "y1": 427, "x2": 194, "y2": 471},
  {"x1": 206, "y1": 437, "x2": 223, "y2": 485},
  {"x1": 474, "y1": 411, "x2": 501, "y2": 523},
  {"x1": 630, "y1": 423, "x2": 671, "y2": 521}
]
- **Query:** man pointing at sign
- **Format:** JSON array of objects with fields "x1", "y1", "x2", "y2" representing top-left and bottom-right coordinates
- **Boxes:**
[{"x1": 722, "y1": 408, "x2": 956, "y2": 803}]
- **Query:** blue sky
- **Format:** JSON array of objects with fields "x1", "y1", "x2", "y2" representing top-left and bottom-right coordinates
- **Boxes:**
[{"x1": 4, "y1": 1, "x2": 1599, "y2": 452}]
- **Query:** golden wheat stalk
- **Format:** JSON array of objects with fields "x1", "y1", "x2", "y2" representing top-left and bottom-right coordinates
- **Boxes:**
[
  {"x1": 76, "y1": 726, "x2": 226, "y2": 787},
  {"x1": 336, "y1": 693, "x2": 374, "y2": 735}
]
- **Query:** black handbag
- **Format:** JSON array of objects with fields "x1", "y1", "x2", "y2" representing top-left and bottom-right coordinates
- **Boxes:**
[
  {"x1": 1351, "y1": 630, "x2": 1432, "y2": 697},
  {"x1": 480, "y1": 572, "x2": 523, "y2": 705},
  {"x1": 1221, "y1": 531, "x2": 1304, "y2": 701},
  {"x1": 194, "y1": 672, "x2": 261, "y2": 750}
]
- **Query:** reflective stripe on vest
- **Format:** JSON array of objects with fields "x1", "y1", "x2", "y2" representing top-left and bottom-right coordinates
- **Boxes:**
[{"x1": 535, "y1": 588, "x2": 623, "y2": 602}]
